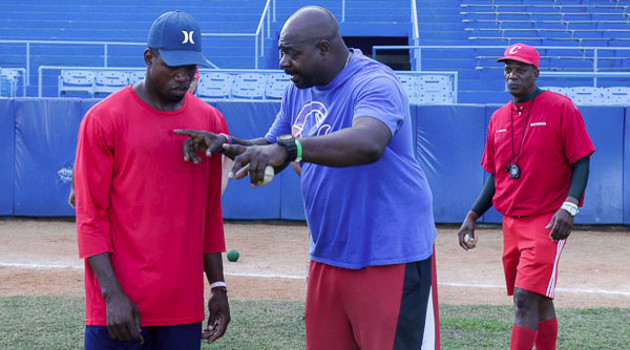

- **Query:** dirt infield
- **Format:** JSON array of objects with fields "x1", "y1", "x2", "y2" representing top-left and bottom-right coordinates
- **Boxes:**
[{"x1": 1, "y1": 218, "x2": 629, "y2": 308}]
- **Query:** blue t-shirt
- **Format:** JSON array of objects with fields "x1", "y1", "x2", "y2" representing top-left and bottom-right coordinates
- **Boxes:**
[{"x1": 265, "y1": 49, "x2": 436, "y2": 269}]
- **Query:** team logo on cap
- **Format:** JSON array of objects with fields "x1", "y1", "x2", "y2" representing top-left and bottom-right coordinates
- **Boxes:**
[
  {"x1": 181, "y1": 31, "x2": 195, "y2": 44},
  {"x1": 508, "y1": 45, "x2": 522, "y2": 55}
]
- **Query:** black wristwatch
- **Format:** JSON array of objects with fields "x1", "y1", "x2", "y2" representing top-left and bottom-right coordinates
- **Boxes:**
[{"x1": 276, "y1": 134, "x2": 298, "y2": 162}]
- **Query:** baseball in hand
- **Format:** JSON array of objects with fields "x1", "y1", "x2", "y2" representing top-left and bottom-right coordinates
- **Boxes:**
[
  {"x1": 261, "y1": 165, "x2": 274, "y2": 185},
  {"x1": 464, "y1": 233, "x2": 475, "y2": 246}
]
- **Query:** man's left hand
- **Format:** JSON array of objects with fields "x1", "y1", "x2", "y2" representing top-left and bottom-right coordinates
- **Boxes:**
[
  {"x1": 545, "y1": 209, "x2": 574, "y2": 241},
  {"x1": 224, "y1": 143, "x2": 288, "y2": 186},
  {"x1": 202, "y1": 288, "x2": 230, "y2": 343}
]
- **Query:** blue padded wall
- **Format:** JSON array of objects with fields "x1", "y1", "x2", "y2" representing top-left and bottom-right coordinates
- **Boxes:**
[
  {"x1": 481, "y1": 104, "x2": 504, "y2": 224},
  {"x1": 13, "y1": 98, "x2": 83, "y2": 216},
  {"x1": 0, "y1": 99, "x2": 15, "y2": 215},
  {"x1": 415, "y1": 105, "x2": 487, "y2": 223},
  {"x1": 626, "y1": 107, "x2": 630, "y2": 225},
  {"x1": 579, "y1": 106, "x2": 624, "y2": 224},
  {"x1": 81, "y1": 99, "x2": 102, "y2": 117},
  {"x1": 214, "y1": 101, "x2": 285, "y2": 220},
  {"x1": 280, "y1": 167, "x2": 305, "y2": 220},
  {"x1": 2, "y1": 98, "x2": 629, "y2": 224}
]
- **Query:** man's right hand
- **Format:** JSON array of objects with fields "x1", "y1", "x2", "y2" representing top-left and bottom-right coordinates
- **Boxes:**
[
  {"x1": 104, "y1": 292, "x2": 144, "y2": 344},
  {"x1": 457, "y1": 211, "x2": 479, "y2": 251},
  {"x1": 68, "y1": 188, "x2": 76, "y2": 209},
  {"x1": 173, "y1": 129, "x2": 229, "y2": 164},
  {"x1": 87, "y1": 253, "x2": 144, "y2": 344}
]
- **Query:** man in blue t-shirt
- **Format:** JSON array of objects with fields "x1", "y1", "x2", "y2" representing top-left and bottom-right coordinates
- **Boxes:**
[{"x1": 175, "y1": 6, "x2": 439, "y2": 350}]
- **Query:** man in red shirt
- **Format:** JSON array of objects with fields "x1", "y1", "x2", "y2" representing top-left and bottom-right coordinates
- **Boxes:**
[
  {"x1": 457, "y1": 43, "x2": 595, "y2": 350},
  {"x1": 74, "y1": 11, "x2": 231, "y2": 349}
]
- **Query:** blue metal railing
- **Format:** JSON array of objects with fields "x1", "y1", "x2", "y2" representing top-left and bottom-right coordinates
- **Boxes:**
[
  {"x1": 201, "y1": 0, "x2": 271, "y2": 69},
  {"x1": 3, "y1": 0, "x2": 272, "y2": 91},
  {"x1": 0, "y1": 39, "x2": 151, "y2": 90},
  {"x1": 373, "y1": 45, "x2": 630, "y2": 74},
  {"x1": 539, "y1": 71, "x2": 630, "y2": 88}
]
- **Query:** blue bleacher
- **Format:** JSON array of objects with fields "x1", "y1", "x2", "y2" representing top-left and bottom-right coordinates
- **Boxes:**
[
  {"x1": 0, "y1": 0, "x2": 628, "y2": 103},
  {"x1": 0, "y1": 0, "x2": 268, "y2": 96},
  {"x1": 456, "y1": 0, "x2": 629, "y2": 102}
]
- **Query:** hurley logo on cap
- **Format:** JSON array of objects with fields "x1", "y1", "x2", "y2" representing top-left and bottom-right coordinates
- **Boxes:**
[
  {"x1": 497, "y1": 43, "x2": 540, "y2": 68},
  {"x1": 181, "y1": 31, "x2": 195, "y2": 44},
  {"x1": 147, "y1": 10, "x2": 211, "y2": 67}
]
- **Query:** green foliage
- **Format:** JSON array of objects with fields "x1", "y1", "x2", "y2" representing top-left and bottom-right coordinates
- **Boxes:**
[{"x1": 2, "y1": 297, "x2": 629, "y2": 350}]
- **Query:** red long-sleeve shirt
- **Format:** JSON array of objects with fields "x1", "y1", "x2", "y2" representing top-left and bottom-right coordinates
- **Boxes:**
[{"x1": 75, "y1": 86, "x2": 227, "y2": 326}]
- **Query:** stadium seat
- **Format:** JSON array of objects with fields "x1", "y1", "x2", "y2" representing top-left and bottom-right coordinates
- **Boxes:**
[
  {"x1": 58, "y1": 70, "x2": 96, "y2": 97},
  {"x1": 231, "y1": 73, "x2": 266, "y2": 99},
  {"x1": 607, "y1": 30, "x2": 630, "y2": 39},
  {"x1": 500, "y1": 20, "x2": 536, "y2": 29},
  {"x1": 419, "y1": 90, "x2": 453, "y2": 104},
  {"x1": 603, "y1": 87, "x2": 630, "y2": 105},
  {"x1": 418, "y1": 75, "x2": 455, "y2": 104},
  {"x1": 0, "y1": 69, "x2": 19, "y2": 97},
  {"x1": 94, "y1": 71, "x2": 129, "y2": 96},
  {"x1": 197, "y1": 72, "x2": 233, "y2": 99},
  {"x1": 599, "y1": 21, "x2": 630, "y2": 30},
  {"x1": 564, "y1": 86, "x2": 604, "y2": 105},
  {"x1": 395, "y1": 73, "x2": 420, "y2": 103},
  {"x1": 265, "y1": 73, "x2": 290, "y2": 99},
  {"x1": 541, "y1": 86, "x2": 568, "y2": 96},
  {"x1": 127, "y1": 71, "x2": 145, "y2": 84}
]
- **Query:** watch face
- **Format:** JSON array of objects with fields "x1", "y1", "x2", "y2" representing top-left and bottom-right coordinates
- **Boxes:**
[{"x1": 276, "y1": 134, "x2": 293, "y2": 143}]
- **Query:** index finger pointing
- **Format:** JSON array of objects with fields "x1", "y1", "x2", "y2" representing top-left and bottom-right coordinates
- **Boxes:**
[
  {"x1": 173, "y1": 129, "x2": 198, "y2": 137},
  {"x1": 222, "y1": 143, "x2": 246, "y2": 154}
]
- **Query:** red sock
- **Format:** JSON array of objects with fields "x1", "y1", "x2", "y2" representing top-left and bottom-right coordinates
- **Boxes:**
[
  {"x1": 510, "y1": 325, "x2": 537, "y2": 350},
  {"x1": 535, "y1": 318, "x2": 558, "y2": 350}
]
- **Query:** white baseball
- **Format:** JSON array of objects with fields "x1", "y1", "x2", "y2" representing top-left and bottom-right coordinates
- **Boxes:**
[
  {"x1": 464, "y1": 233, "x2": 475, "y2": 246},
  {"x1": 261, "y1": 165, "x2": 274, "y2": 185}
]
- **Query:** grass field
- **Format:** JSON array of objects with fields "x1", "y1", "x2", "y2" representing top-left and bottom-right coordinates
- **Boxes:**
[{"x1": 2, "y1": 296, "x2": 629, "y2": 349}]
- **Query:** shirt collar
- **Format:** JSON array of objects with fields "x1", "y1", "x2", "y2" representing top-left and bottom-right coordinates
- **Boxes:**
[{"x1": 513, "y1": 87, "x2": 543, "y2": 104}]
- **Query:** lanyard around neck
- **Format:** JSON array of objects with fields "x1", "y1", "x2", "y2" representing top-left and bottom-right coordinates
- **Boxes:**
[{"x1": 509, "y1": 96, "x2": 536, "y2": 166}]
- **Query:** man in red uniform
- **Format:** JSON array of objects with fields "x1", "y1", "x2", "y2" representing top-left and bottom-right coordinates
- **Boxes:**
[
  {"x1": 457, "y1": 43, "x2": 595, "y2": 350},
  {"x1": 74, "y1": 11, "x2": 230, "y2": 349}
]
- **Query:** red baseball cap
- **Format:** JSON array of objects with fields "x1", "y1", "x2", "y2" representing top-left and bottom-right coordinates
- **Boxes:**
[{"x1": 497, "y1": 43, "x2": 540, "y2": 68}]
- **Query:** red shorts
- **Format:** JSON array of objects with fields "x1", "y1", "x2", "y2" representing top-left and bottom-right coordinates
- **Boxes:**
[
  {"x1": 502, "y1": 213, "x2": 567, "y2": 299},
  {"x1": 304, "y1": 257, "x2": 440, "y2": 350}
]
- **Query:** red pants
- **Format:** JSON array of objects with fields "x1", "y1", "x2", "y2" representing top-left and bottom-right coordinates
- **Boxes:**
[
  {"x1": 305, "y1": 257, "x2": 439, "y2": 350},
  {"x1": 503, "y1": 213, "x2": 567, "y2": 298}
]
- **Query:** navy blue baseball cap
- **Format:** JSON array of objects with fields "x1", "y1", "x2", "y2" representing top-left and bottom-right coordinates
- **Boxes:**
[{"x1": 147, "y1": 10, "x2": 211, "y2": 67}]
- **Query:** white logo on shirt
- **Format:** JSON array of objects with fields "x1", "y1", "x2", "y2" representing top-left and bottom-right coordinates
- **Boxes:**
[
  {"x1": 530, "y1": 122, "x2": 546, "y2": 127},
  {"x1": 496, "y1": 129, "x2": 507, "y2": 133},
  {"x1": 293, "y1": 102, "x2": 331, "y2": 138}
]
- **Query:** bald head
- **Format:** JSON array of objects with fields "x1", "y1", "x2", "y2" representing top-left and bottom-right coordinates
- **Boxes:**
[
  {"x1": 278, "y1": 6, "x2": 350, "y2": 88},
  {"x1": 281, "y1": 6, "x2": 341, "y2": 45}
]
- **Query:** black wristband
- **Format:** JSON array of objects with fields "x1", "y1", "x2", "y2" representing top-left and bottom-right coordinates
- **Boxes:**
[{"x1": 276, "y1": 134, "x2": 297, "y2": 161}]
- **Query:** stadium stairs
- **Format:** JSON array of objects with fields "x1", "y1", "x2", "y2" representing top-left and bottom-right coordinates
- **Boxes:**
[
  {"x1": 0, "y1": 0, "x2": 266, "y2": 96},
  {"x1": 0, "y1": 0, "x2": 628, "y2": 102},
  {"x1": 456, "y1": 0, "x2": 630, "y2": 103}
]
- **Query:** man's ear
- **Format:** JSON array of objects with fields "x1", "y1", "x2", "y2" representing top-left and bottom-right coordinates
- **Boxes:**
[
  {"x1": 317, "y1": 40, "x2": 331, "y2": 56},
  {"x1": 144, "y1": 48, "x2": 153, "y2": 66},
  {"x1": 533, "y1": 67, "x2": 540, "y2": 78}
]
